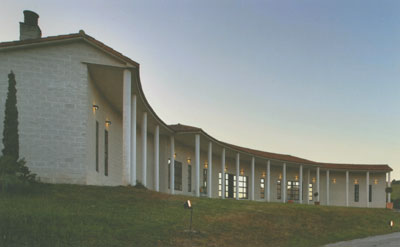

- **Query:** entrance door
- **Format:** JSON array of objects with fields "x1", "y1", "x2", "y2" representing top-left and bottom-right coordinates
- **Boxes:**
[{"x1": 227, "y1": 174, "x2": 234, "y2": 198}]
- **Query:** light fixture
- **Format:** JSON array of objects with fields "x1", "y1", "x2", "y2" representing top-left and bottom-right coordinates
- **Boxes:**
[
  {"x1": 312, "y1": 177, "x2": 316, "y2": 183},
  {"x1": 183, "y1": 200, "x2": 193, "y2": 232},
  {"x1": 332, "y1": 178, "x2": 336, "y2": 184},
  {"x1": 240, "y1": 168, "x2": 244, "y2": 175},
  {"x1": 174, "y1": 153, "x2": 177, "y2": 159},
  {"x1": 389, "y1": 220, "x2": 394, "y2": 230},
  {"x1": 105, "y1": 120, "x2": 112, "y2": 127},
  {"x1": 224, "y1": 165, "x2": 227, "y2": 172},
  {"x1": 374, "y1": 179, "x2": 378, "y2": 185},
  {"x1": 187, "y1": 157, "x2": 191, "y2": 164},
  {"x1": 204, "y1": 161, "x2": 208, "y2": 169},
  {"x1": 92, "y1": 104, "x2": 99, "y2": 112},
  {"x1": 279, "y1": 174, "x2": 282, "y2": 180},
  {"x1": 354, "y1": 179, "x2": 359, "y2": 185},
  {"x1": 168, "y1": 158, "x2": 171, "y2": 165},
  {"x1": 262, "y1": 171, "x2": 266, "y2": 178},
  {"x1": 294, "y1": 175, "x2": 299, "y2": 181}
]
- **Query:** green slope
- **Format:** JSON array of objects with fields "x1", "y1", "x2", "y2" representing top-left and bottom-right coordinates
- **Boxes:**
[{"x1": 0, "y1": 184, "x2": 399, "y2": 247}]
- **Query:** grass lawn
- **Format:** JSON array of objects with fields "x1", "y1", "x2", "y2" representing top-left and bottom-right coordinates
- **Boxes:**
[{"x1": 0, "y1": 184, "x2": 399, "y2": 247}]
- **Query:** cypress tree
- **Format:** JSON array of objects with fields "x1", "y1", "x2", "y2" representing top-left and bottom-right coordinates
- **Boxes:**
[{"x1": 2, "y1": 71, "x2": 19, "y2": 161}]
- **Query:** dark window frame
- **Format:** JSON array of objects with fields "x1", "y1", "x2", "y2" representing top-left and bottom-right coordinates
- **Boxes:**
[
  {"x1": 188, "y1": 165, "x2": 192, "y2": 192},
  {"x1": 277, "y1": 180, "x2": 282, "y2": 200},
  {"x1": 104, "y1": 130, "x2": 108, "y2": 176},
  {"x1": 260, "y1": 178, "x2": 265, "y2": 199},
  {"x1": 95, "y1": 121, "x2": 99, "y2": 172},
  {"x1": 354, "y1": 184, "x2": 359, "y2": 202},
  {"x1": 168, "y1": 160, "x2": 183, "y2": 191}
]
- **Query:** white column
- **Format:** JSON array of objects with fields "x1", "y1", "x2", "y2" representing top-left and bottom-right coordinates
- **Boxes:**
[
  {"x1": 154, "y1": 125, "x2": 159, "y2": 192},
  {"x1": 366, "y1": 171, "x2": 370, "y2": 208},
  {"x1": 195, "y1": 134, "x2": 200, "y2": 197},
  {"x1": 130, "y1": 94, "x2": 136, "y2": 186},
  {"x1": 266, "y1": 160, "x2": 271, "y2": 202},
  {"x1": 316, "y1": 167, "x2": 320, "y2": 202},
  {"x1": 388, "y1": 172, "x2": 391, "y2": 203},
  {"x1": 299, "y1": 165, "x2": 303, "y2": 204},
  {"x1": 207, "y1": 141, "x2": 212, "y2": 198},
  {"x1": 307, "y1": 168, "x2": 310, "y2": 205},
  {"x1": 236, "y1": 153, "x2": 240, "y2": 200},
  {"x1": 141, "y1": 112, "x2": 147, "y2": 186},
  {"x1": 346, "y1": 171, "x2": 349, "y2": 207},
  {"x1": 251, "y1": 157, "x2": 255, "y2": 201},
  {"x1": 122, "y1": 69, "x2": 131, "y2": 185},
  {"x1": 326, "y1": 170, "x2": 330, "y2": 206},
  {"x1": 221, "y1": 148, "x2": 226, "y2": 199},
  {"x1": 282, "y1": 163, "x2": 286, "y2": 203},
  {"x1": 170, "y1": 136, "x2": 175, "y2": 194}
]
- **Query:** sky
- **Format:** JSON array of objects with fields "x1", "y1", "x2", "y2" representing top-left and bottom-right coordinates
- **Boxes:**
[{"x1": 1, "y1": 1, "x2": 399, "y2": 178}]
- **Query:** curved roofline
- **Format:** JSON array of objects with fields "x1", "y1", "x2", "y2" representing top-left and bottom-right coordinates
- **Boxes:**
[{"x1": 0, "y1": 32, "x2": 392, "y2": 172}]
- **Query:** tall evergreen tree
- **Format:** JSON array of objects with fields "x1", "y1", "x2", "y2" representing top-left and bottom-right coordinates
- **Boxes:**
[{"x1": 2, "y1": 71, "x2": 19, "y2": 161}]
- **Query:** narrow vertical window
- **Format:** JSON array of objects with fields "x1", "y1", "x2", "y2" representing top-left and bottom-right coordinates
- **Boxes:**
[
  {"x1": 188, "y1": 165, "x2": 192, "y2": 192},
  {"x1": 203, "y1": 169, "x2": 208, "y2": 191},
  {"x1": 354, "y1": 184, "x2": 359, "y2": 202},
  {"x1": 95, "y1": 121, "x2": 99, "y2": 172},
  {"x1": 260, "y1": 178, "x2": 265, "y2": 199},
  {"x1": 277, "y1": 180, "x2": 281, "y2": 200},
  {"x1": 104, "y1": 130, "x2": 108, "y2": 176},
  {"x1": 369, "y1": 184, "x2": 372, "y2": 202},
  {"x1": 308, "y1": 183, "x2": 313, "y2": 201}
]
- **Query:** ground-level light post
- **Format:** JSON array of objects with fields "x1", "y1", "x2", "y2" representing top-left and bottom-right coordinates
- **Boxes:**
[{"x1": 184, "y1": 200, "x2": 193, "y2": 232}]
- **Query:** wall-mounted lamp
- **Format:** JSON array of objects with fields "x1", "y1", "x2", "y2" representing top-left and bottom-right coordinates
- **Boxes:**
[
  {"x1": 294, "y1": 175, "x2": 299, "y2": 181},
  {"x1": 240, "y1": 168, "x2": 244, "y2": 175},
  {"x1": 374, "y1": 179, "x2": 378, "y2": 185},
  {"x1": 262, "y1": 171, "x2": 266, "y2": 178},
  {"x1": 224, "y1": 165, "x2": 228, "y2": 172},
  {"x1": 312, "y1": 177, "x2": 316, "y2": 183},
  {"x1": 204, "y1": 161, "x2": 208, "y2": 169},
  {"x1": 279, "y1": 174, "x2": 282, "y2": 180},
  {"x1": 174, "y1": 153, "x2": 177, "y2": 159},
  {"x1": 332, "y1": 178, "x2": 337, "y2": 184},
  {"x1": 92, "y1": 104, "x2": 99, "y2": 112},
  {"x1": 354, "y1": 179, "x2": 359, "y2": 185},
  {"x1": 105, "y1": 120, "x2": 112, "y2": 127},
  {"x1": 187, "y1": 158, "x2": 191, "y2": 164}
]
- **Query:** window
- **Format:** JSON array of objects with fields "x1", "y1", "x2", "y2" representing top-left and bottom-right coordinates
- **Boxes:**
[
  {"x1": 104, "y1": 130, "x2": 108, "y2": 176},
  {"x1": 277, "y1": 180, "x2": 281, "y2": 200},
  {"x1": 188, "y1": 165, "x2": 192, "y2": 192},
  {"x1": 354, "y1": 184, "x2": 359, "y2": 202},
  {"x1": 308, "y1": 183, "x2": 313, "y2": 201},
  {"x1": 95, "y1": 121, "x2": 99, "y2": 172},
  {"x1": 203, "y1": 169, "x2": 208, "y2": 191},
  {"x1": 237, "y1": 175, "x2": 248, "y2": 199},
  {"x1": 168, "y1": 160, "x2": 182, "y2": 191},
  {"x1": 287, "y1": 181, "x2": 299, "y2": 201},
  {"x1": 218, "y1": 172, "x2": 229, "y2": 198},
  {"x1": 260, "y1": 178, "x2": 265, "y2": 199},
  {"x1": 369, "y1": 184, "x2": 372, "y2": 202}
]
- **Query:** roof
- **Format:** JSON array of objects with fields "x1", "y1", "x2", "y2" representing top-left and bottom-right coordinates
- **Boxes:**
[
  {"x1": 170, "y1": 124, "x2": 392, "y2": 172},
  {"x1": 0, "y1": 31, "x2": 139, "y2": 67}
]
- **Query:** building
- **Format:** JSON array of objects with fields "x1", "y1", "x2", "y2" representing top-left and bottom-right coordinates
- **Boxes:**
[{"x1": 0, "y1": 11, "x2": 393, "y2": 208}]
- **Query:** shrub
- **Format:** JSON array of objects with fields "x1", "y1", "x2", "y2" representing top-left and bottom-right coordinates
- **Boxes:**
[{"x1": 0, "y1": 155, "x2": 36, "y2": 192}]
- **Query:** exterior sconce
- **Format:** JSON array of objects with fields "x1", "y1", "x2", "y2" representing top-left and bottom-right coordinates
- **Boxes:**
[
  {"x1": 105, "y1": 120, "x2": 111, "y2": 127},
  {"x1": 332, "y1": 178, "x2": 336, "y2": 184},
  {"x1": 312, "y1": 177, "x2": 316, "y2": 183},
  {"x1": 354, "y1": 179, "x2": 359, "y2": 185},
  {"x1": 294, "y1": 175, "x2": 299, "y2": 181},
  {"x1": 187, "y1": 158, "x2": 191, "y2": 164},
  {"x1": 279, "y1": 174, "x2": 282, "y2": 180},
  {"x1": 204, "y1": 161, "x2": 208, "y2": 169},
  {"x1": 262, "y1": 171, "x2": 266, "y2": 178},
  {"x1": 224, "y1": 165, "x2": 227, "y2": 172},
  {"x1": 240, "y1": 168, "x2": 244, "y2": 175},
  {"x1": 174, "y1": 153, "x2": 177, "y2": 159},
  {"x1": 92, "y1": 104, "x2": 99, "y2": 112},
  {"x1": 374, "y1": 179, "x2": 378, "y2": 185}
]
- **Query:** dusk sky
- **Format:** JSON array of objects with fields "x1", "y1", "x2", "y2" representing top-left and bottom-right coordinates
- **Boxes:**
[{"x1": 2, "y1": 1, "x2": 399, "y2": 178}]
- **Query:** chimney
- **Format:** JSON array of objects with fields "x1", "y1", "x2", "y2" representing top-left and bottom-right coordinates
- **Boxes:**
[{"x1": 20, "y1": 10, "x2": 42, "y2": 40}]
